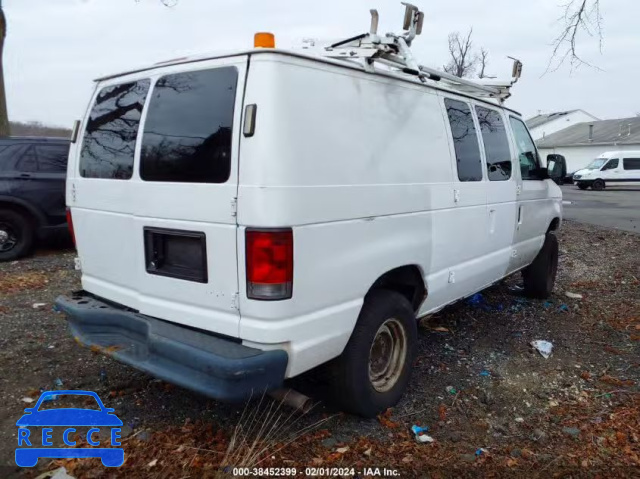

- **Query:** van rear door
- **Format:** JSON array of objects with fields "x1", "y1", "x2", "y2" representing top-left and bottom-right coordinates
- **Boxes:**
[{"x1": 68, "y1": 58, "x2": 247, "y2": 337}]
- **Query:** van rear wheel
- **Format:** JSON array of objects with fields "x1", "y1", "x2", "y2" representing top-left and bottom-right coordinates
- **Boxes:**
[
  {"x1": 329, "y1": 290, "x2": 417, "y2": 418},
  {"x1": 522, "y1": 232, "x2": 558, "y2": 299}
]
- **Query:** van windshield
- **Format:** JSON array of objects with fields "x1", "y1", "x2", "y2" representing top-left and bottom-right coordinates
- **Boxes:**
[{"x1": 585, "y1": 159, "x2": 607, "y2": 170}]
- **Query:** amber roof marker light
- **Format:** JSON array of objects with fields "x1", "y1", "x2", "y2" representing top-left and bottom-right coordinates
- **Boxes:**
[{"x1": 254, "y1": 32, "x2": 276, "y2": 48}]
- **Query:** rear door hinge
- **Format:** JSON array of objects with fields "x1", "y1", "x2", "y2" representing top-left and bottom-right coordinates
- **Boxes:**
[
  {"x1": 453, "y1": 189, "x2": 460, "y2": 204},
  {"x1": 231, "y1": 292, "x2": 240, "y2": 311},
  {"x1": 230, "y1": 197, "x2": 238, "y2": 217}
]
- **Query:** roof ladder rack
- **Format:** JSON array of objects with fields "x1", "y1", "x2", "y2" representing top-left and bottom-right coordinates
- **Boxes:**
[{"x1": 322, "y1": 3, "x2": 523, "y2": 104}]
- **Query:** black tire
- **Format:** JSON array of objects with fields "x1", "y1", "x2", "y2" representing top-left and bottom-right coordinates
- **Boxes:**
[
  {"x1": 329, "y1": 290, "x2": 417, "y2": 418},
  {"x1": 0, "y1": 208, "x2": 36, "y2": 262},
  {"x1": 522, "y1": 232, "x2": 558, "y2": 299},
  {"x1": 577, "y1": 183, "x2": 588, "y2": 190},
  {"x1": 592, "y1": 179, "x2": 605, "y2": 191}
]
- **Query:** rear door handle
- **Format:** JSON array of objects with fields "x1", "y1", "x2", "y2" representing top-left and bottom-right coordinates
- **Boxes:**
[{"x1": 19, "y1": 173, "x2": 32, "y2": 178}]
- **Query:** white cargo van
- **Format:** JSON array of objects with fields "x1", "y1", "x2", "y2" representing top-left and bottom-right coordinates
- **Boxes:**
[
  {"x1": 57, "y1": 5, "x2": 564, "y2": 417},
  {"x1": 573, "y1": 151, "x2": 640, "y2": 190}
]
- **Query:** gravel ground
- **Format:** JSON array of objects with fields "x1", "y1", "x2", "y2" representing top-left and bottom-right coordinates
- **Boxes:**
[{"x1": 0, "y1": 221, "x2": 638, "y2": 477}]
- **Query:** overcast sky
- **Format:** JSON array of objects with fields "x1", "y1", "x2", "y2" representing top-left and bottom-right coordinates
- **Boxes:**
[{"x1": 5, "y1": 0, "x2": 639, "y2": 127}]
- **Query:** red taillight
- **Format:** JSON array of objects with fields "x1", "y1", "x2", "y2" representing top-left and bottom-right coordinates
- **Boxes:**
[
  {"x1": 66, "y1": 208, "x2": 75, "y2": 246},
  {"x1": 246, "y1": 229, "x2": 293, "y2": 300}
]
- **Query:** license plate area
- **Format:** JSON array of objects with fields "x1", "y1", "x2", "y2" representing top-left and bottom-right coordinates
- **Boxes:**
[{"x1": 144, "y1": 227, "x2": 207, "y2": 283}]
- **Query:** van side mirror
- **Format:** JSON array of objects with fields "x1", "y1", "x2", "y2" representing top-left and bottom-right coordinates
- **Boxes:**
[{"x1": 546, "y1": 154, "x2": 567, "y2": 184}]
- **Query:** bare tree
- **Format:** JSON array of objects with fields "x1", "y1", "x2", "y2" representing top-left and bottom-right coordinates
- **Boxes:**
[
  {"x1": 443, "y1": 28, "x2": 479, "y2": 78},
  {"x1": 0, "y1": 0, "x2": 9, "y2": 137},
  {"x1": 549, "y1": 0, "x2": 603, "y2": 72},
  {"x1": 477, "y1": 48, "x2": 495, "y2": 79}
]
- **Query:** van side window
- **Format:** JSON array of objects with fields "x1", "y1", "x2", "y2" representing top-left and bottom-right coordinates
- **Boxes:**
[
  {"x1": 141, "y1": 67, "x2": 238, "y2": 183},
  {"x1": 623, "y1": 158, "x2": 640, "y2": 170},
  {"x1": 80, "y1": 80, "x2": 151, "y2": 179},
  {"x1": 475, "y1": 106, "x2": 511, "y2": 181},
  {"x1": 509, "y1": 117, "x2": 541, "y2": 180},
  {"x1": 444, "y1": 98, "x2": 483, "y2": 182},
  {"x1": 602, "y1": 159, "x2": 619, "y2": 170}
]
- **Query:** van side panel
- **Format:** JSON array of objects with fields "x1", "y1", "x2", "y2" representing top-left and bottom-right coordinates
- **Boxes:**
[{"x1": 238, "y1": 55, "x2": 477, "y2": 376}]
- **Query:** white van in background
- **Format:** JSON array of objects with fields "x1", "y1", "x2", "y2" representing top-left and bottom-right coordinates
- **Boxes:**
[
  {"x1": 56, "y1": 4, "x2": 564, "y2": 417},
  {"x1": 573, "y1": 151, "x2": 640, "y2": 190}
]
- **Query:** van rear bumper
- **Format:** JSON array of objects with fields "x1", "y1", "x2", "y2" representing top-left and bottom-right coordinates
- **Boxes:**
[{"x1": 55, "y1": 292, "x2": 288, "y2": 402}]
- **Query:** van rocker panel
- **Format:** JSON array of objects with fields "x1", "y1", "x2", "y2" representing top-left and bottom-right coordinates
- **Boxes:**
[{"x1": 55, "y1": 293, "x2": 288, "y2": 402}]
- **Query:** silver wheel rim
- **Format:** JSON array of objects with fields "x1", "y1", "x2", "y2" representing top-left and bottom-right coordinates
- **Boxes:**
[
  {"x1": 0, "y1": 223, "x2": 17, "y2": 253},
  {"x1": 369, "y1": 318, "x2": 408, "y2": 393}
]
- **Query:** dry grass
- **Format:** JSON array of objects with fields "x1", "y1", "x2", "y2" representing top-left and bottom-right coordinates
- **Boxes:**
[
  {"x1": 47, "y1": 391, "x2": 334, "y2": 478},
  {"x1": 217, "y1": 392, "x2": 333, "y2": 476}
]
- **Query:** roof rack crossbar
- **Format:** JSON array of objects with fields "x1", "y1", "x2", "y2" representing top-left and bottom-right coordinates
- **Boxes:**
[{"x1": 322, "y1": 3, "x2": 522, "y2": 103}]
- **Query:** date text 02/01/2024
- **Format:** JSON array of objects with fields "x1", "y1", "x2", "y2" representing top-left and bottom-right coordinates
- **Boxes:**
[{"x1": 229, "y1": 467, "x2": 400, "y2": 476}]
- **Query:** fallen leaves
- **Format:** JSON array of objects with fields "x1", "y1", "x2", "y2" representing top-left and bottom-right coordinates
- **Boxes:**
[
  {"x1": 600, "y1": 375, "x2": 635, "y2": 388},
  {"x1": 438, "y1": 404, "x2": 447, "y2": 421},
  {"x1": 377, "y1": 408, "x2": 399, "y2": 429},
  {"x1": 89, "y1": 344, "x2": 122, "y2": 355},
  {"x1": 604, "y1": 345, "x2": 625, "y2": 356},
  {"x1": 0, "y1": 271, "x2": 48, "y2": 295}
]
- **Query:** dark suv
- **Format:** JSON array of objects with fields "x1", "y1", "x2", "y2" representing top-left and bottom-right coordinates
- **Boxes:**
[{"x1": 0, "y1": 137, "x2": 70, "y2": 261}]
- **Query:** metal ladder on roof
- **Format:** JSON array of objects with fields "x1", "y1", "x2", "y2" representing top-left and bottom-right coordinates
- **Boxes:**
[{"x1": 321, "y1": 3, "x2": 523, "y2": 104}]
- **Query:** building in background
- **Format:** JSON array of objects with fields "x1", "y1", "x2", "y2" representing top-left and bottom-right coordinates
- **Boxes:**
[
  {"x1": 536, "y1": 117, "x2": 640, "y2": 174},
  {"x1": 526, "y1": 110, "x2": 599, "y2": 140}
]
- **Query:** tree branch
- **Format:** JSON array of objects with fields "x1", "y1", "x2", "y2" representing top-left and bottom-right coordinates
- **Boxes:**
[
  {"x1": 547, "y1": 0, "x2": 604, "y2": 73},
  {"x1": 443, "y1": 28, "x2": 481, "y2": 78}
]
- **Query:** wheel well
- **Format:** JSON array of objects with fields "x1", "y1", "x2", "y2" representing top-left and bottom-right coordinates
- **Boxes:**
[
  {"x1": 0, "y1": 201, "x2": 39, "y2": 227},
  {"x1": 367, "y1": 265, "x2": 426, "y2": 312},
  {"x1": 547, "y1": 217, "x2": 560, "y2": 233}
]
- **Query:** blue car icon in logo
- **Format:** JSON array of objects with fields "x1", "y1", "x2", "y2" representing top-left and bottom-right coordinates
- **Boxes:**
[{"x1": 15, "y1": 390, "x2": 124, "y2": 468}]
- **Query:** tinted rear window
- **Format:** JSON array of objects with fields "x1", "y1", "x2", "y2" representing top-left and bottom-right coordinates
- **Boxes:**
[
  {"x1": 444, "y1": 98, "x2": 483, "y2": 182},
  {"x1": 15, "y1": 146, "x2": 37, "y2": 172},
  {"x1": 0, "y1": 144, "x2": 27, "y2": 171},
  {"x1": 35, "y1": 144, "x2": 69, "y2": 173},
  {"x1": 80, "y1": 80, "x2": 151, "y2": 179},
  {"x1": 140, "y1": 67, "x2": 238, "y2": 183}
]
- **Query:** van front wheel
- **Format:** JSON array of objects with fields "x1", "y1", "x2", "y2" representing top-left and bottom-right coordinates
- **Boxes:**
[
  {"x1": 522, "y1": 232, "x2": 558, "y2": 299},
  {"x1": 329, "y1": 290, "x2": 417, "y2": 418},
  {"x1": 592, "y1": 179, "x2": 605, "y2": 191}
]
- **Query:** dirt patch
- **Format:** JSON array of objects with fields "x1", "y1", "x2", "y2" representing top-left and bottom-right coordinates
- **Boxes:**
[{"x1": 0, "y1": 221, "x2": 638, "y2": 478}]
